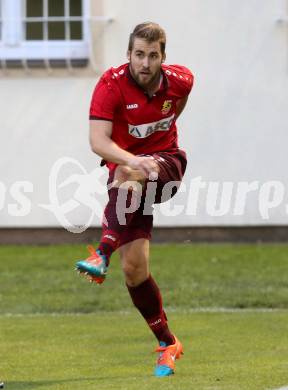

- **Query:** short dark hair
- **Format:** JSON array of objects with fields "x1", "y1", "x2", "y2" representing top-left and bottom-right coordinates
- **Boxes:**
[{"x1": 128, "y1": 22, "x2": 166, "y2": 55}]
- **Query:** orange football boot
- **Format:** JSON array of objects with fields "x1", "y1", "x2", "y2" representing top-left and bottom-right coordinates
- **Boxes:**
[
  {"x1": 154, "y1": 335, "x2": 184, "y2": 376},
  {"x1": 75, "y1": 245, "x2": 108, "y2": 284}
]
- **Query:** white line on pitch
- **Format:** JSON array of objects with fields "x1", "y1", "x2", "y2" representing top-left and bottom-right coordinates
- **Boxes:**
[
  {"x1": 0, "y1": 307, "x2": 288, "y2": 318},
  {"x1": 270, "y1": 387, "x2": 288, "y2": 390}
]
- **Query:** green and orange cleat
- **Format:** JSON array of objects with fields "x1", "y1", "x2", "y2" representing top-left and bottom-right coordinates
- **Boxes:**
[
  {"x1": 75, "y1": 245, "x2": 108, "y2": 284},
  {"x1": 154, "y1": 335, "x2": 184, "y2": 377}
]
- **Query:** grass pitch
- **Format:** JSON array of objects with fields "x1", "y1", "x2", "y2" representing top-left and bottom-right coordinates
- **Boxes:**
[{"x1": 1, "y1": 244, "x2": 288, "y2": 389}]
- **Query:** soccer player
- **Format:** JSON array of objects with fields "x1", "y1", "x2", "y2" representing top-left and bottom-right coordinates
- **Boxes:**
[{"x1": 76, "y1": 22, "x2": 194, "y2": 377}]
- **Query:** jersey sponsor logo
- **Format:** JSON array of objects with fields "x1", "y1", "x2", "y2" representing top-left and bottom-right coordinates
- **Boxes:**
[
  {"x1": 161, "y1": 100, "x2": 172, "y2": 115},
  {"x1": 126, "y1": 103, "x2": 139, "y2": 110},
  {"x1": 128, "y1": 114, "x2": 175, "y2": 139}
]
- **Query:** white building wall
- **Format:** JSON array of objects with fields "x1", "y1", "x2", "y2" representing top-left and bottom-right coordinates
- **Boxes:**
[{"x1": 0, "y1": 0, "x2": 287, "y2": 228}]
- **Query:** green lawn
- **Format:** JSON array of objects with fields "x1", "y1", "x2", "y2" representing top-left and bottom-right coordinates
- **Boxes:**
[{"x1": 1, "y1": 244, "x2": 288, "y2": 389}]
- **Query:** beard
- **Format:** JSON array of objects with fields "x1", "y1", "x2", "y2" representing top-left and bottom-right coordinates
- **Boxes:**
[{"x1": 130, "y1": 65, "x2": 161, "y2": 90}]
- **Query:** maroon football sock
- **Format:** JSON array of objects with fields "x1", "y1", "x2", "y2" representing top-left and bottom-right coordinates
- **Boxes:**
[
  {"x1": 126, "y1": 275, "x2": 175, "y2": 345},
  {"x1": 98, "y1": 187, "x2": 139, "y2": 262},
  {"x1": 98, "y1": 230, "x2": 119, "y2": 265}
]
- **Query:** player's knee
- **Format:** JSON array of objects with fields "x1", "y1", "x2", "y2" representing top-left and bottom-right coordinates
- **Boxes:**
[
  {"x1": 122, "y1": 261, "x2": 138, "y2": 278},
  {"x1": 122, "y1": 259, "x2": 148, "y2": 286}
]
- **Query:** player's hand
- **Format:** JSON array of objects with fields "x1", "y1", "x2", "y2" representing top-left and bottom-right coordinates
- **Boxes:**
[{"x1": 126, "y1": 156, "x2": 159, "y2": 180}]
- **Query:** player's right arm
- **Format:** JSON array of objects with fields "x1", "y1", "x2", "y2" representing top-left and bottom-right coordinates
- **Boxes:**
[
  {"x1": 89, "y1": 119, "x2": 158, "y2": 178},
  {"x1": 89, "y1": 70, "x2": 159, "y2": 178},
  {"x1": 89, "y1": 119, "x2": 135, "y2": 165}
]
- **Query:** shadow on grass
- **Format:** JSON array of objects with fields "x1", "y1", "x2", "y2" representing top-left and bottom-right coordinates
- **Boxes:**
[
  {"x1": 5, "y1": 377, "x2": 100, "y2": 389},
  {"x1": 6, "y1": 374, "x2": 150, "y2": 389}
]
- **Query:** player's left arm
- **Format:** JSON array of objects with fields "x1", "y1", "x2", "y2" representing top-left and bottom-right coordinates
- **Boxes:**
[{"x1": 175, "y1": 95, "x2": 189, "y2": 120}]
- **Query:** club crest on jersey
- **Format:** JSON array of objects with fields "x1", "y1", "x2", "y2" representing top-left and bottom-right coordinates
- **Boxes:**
[
  {"x1": 128, "y1": 114, "x2": 175, "y2": 139},
  {"x1": 161, "y1": 100, "x2": 172, "y2": 115}
]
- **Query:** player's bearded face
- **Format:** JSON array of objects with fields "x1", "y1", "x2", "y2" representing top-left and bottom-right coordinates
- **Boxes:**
[{"x1": 128, "y1": 38, "x2": 165, "y2": 90}]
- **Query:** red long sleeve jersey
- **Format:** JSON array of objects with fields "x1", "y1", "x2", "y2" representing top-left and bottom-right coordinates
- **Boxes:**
[{"x1": 89, "y1": 63, "x2": 194, "y2": 168}]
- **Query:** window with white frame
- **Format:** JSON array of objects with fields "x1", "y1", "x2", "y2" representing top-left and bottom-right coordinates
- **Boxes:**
[
  {"x1": 26, "y1": 0, "x2": 83, "y2": 41},
  {"x1": 0, "y1": 0, "x2": 89, "y2": 67}
]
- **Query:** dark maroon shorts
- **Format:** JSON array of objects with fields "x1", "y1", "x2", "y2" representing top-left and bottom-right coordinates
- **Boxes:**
[{"x1": 107, "y1": 149, "x2": 187, "y2": 247}]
